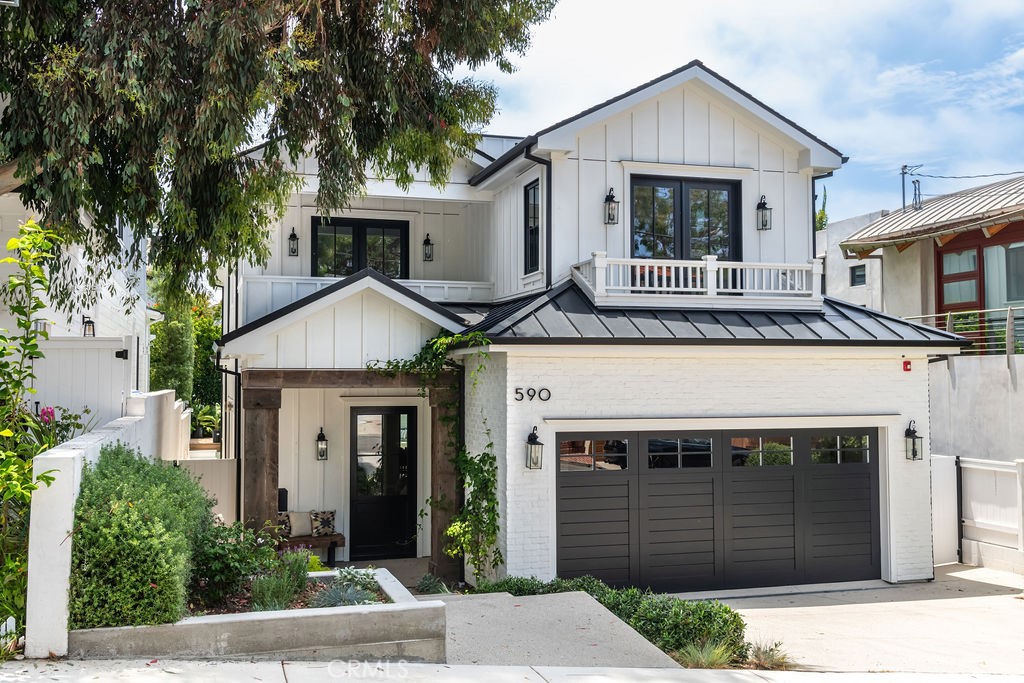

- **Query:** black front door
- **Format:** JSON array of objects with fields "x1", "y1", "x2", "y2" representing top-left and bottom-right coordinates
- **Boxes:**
[{"x1": 350, "y1": 407, "x2": 417, "y2": 560}]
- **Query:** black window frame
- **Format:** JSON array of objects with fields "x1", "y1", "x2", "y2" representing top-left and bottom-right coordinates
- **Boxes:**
[
  {"x1": 849, "y1": 264, "x2": 867, "y2": 287},
  {"x1": 311, "y1": 216, "x2": 410, "y2": 280},
  {"x1": 524, "y1": 180, "x2": 541, "y2": 275},
  {"x1": 630, "y1": 176, "x2": 741, "y2": 262}
]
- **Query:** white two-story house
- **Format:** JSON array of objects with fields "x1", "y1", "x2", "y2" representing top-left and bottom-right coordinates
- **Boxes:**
[{"x1": 217, "y1": 61, "x2": 964, "y2": 590}]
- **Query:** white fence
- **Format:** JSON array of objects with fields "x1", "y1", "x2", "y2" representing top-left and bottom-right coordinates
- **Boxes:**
[
  {"x1": 24, "y1": 390, "x2": 190, "y2": 659},
  {"x1": 932, "y1": 454, "x2": 1024, "y2": 574},
  {"x1": 31, "y1": 336, "x2": 135, "y2": 428}
]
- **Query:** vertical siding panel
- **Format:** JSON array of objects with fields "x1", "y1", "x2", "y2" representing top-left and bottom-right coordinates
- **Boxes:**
[
  {"x1": 734, "y1": 121, "x2": 759, "y2": 168},
  {"x1": 657, "y1": 91, "x2": 685, "y2": 163},
  {"x1": 422, "y1": 211, "x2": 443, "y2": 281},
  {"x1": 278, "y1": 324, "x2": 307, "y2": 368},
  {"x1": 333, "y1": 296, "x2": 363, "y2": 367},
  {"x1": 443, "y1": 209, "x2": 467, "y2": 281},
  {"x1": 578, "y1": 127, "x2": 604, "y2": 160},
  {"x1": 684, "y1": 90, "x2": 710, "y2": 165},
  {"x1": 605, "y1": 114, "x2": 631, "y2": 161},
  {"x1": 785, "y1": 171, "x2": 811, "y2": 262},
  {"x1": 278, "y1": 389, "x2": 299, "y2": 507},
  {"x1": 322, "y1": 391, "x2": 344, "y2": 537},
  {"x1": 759, "y1": 137, "x2": 785, "y2": 172},
  {"x1": 709, "y1": 105, "x2": 735, "y2": 167},
  {"x1": 361, "y1": 292, "x2": 390, "y2": 366},
  {"x1": 305, "y1": 308, "x2": 334, "y2": 368},
  {"x1": 632, "y1": 101, "x2": 659, "y2": 162},
  {"x1": 758, "y1": 170, "x2": 786, "y2": 262},
  {"x1": 580, "y1": 160, "x2": 608, "y2": 262},
  {"x1": 552, "y1": 156, "x2": 579, "y2": 278}
]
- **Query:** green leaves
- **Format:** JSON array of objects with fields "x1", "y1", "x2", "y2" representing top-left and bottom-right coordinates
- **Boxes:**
[{"x1": 1, "y1": 0, "x2": 555, "y2": 305}]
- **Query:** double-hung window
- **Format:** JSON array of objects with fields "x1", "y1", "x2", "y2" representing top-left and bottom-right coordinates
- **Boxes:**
[
  {"x1": 312, "y1": 217, "x2": 409, "y2": 279},
  {"x1": 631, "y1": 177, "x2": 740, "y2": 261},
  {"x1": 524, "y1": 180, "x2": 540, "y2": 275}
]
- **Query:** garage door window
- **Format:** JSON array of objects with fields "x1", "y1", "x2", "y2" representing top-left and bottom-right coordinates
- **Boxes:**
[
  {"x1": 731, "y1": 436, "x2": 793, "y2": 467},
  {"x1": 810, "y1": 434, "x2": 870, "y2": 464},
  {"x1": 559, "y1": 439, "x2": 629, "y2": 471},
  {"x1": 647, "y1": 437, "x2": 712, "y2": 469}
]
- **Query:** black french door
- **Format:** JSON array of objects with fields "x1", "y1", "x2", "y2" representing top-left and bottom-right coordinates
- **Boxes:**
[
  {"x1": 349, "y1": 407, "x2": 417, "y2": 560},
  {"x1": 631, "y1": 177, "x2": 740, "y2": 262}
]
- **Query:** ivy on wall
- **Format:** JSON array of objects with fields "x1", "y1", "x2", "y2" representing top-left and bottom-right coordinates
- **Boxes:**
[{"x1": 368, "y1": 330, "x2": 502, "y2": 580}]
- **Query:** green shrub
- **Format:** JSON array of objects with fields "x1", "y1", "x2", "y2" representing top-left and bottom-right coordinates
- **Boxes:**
[
  {"x1": 673, "y1": 640, "x2": 734, "y2": 668},
  {"x1": 190, "y1": 522, "x2": 277, "y2": 606},
  {"x1": 475, "y1": 575, "x2": 547, "y2": 595},
  {"x1": 748, "y1": 640, "x2": 792, "y2": 670},
  {"x1": 310, "y1": 584, "x2": 379, "y2": 608},
  {"x1": 279, "y1": 550, "x2": 311, "y2": 596},
  {"x1": 69, "y1": 444, "x2": 213, "y2": 628},
  {"x1": 250, "y1": 572, "x2": 297, "y2": 612},
  {"x1": 415, "y1": 573, "x2": 451, "y2": 594},
  {"x1": 334, "y1": 566, "x2": 380, "y2": 593},
  {"x1": 307, "y1": 553, "x2": 329, "y2": 573},
  {"x1": 69, "y1": 502, "x2": 188, "y2": 628}
]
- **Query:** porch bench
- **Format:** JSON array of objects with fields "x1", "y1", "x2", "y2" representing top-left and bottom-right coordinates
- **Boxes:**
[{"x1": 278, "y1": 534, "x2": 346, "y2": 566}]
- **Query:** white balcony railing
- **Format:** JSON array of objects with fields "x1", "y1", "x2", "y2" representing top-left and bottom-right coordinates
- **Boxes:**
[
  {"x1": 240, "y1": 275, "x2": 494, "y2": 326},
  {"x1": 571, "y1": 253, "x2": 823, "y2": 310}
]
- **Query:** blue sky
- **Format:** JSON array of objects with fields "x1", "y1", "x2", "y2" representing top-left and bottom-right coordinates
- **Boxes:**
[{"x1": 465, "y1": 0, "x2": 1024, "y2": 222}]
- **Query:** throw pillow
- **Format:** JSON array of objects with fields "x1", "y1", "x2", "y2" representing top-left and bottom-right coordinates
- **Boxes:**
[
  {"x1": 276, "y1": 511, "x2": 291, "y2": 538},
  {"x1": 288, "y1": 511, "x2": 312, "y2": 537},
  {"x1": 310, "y1": 510, "x2": 336, "y2": 537}
]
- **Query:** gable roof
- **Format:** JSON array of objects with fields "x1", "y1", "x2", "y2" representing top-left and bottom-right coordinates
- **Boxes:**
[
  {"x1": 470, "y1": 60, "x2": 845, "y2": 186},
  {"x1": 841, "y1": 174, "x2": 1024, "y2": 256},
  {"x1": 218, "y1": 268, "x2": 467, "y2": 348},
  {"x1": 461, "y1": 280, "x2": 966, "y2": 349}
]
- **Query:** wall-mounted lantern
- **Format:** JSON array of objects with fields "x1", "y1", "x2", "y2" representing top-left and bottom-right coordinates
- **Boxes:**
[
  {"x1": 288, "y1": 228, "x2": 299, "y2": 257},
  {"x1": 756, "y1": 195, "x2": 773, "y2": 231},
  {"x1": 904, "y1": 420, "x2": 923, "y2": 461},
  {"x1": 423, "y1": 233, "x2": 434, "y2": 262},
  {"x1": 604, "y1": 188, "x2": 620, "y2": 225},
  {"x1": 82, "y1": 316, "x2": 95, "y2": 337},
  {"x1": 526, "y1": 426, "x2": 544, "y2": 469},
  {"x1": 316, "y1": 427, "x2": 329, "y2": 461}
]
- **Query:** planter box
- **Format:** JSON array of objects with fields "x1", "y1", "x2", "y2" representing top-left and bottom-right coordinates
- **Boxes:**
[{"x1": 67, "y1": 568, "x2": 445, "y2": 662}]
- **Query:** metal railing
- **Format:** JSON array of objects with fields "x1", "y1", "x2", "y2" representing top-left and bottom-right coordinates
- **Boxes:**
[
  {"x1": 572, "y1": 252, "x2": 822, "y2": 301},
  {"x1": 905, "y1": 306, "x2": 1024, "y2": 355}
]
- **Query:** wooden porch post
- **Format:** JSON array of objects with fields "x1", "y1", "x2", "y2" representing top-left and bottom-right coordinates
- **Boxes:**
[
  {"x1": 241, "y1": 387, "x2": 281, "y2": 529},
  {"x1": 429, "y1": 383, "x2": 463, "y2": 583}
]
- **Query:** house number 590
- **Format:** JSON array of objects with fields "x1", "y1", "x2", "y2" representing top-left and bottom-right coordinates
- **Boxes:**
[{"x1": 514, "y1": 387, "x2": 551, "y2": 401}]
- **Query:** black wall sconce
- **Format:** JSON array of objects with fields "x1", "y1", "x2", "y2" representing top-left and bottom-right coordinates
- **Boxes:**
[
  {"x1": 423, "y1": 234, "x2": 434, "y2": 262},
  {"x1": 756, "y1": 195, "x2": 773, "y2": 231},
  {"x1": 905, "y1": 420, "x2": 923, "y2": 461},
  {"x1": 526, "y1": 426, "x2": 544, "y2": 469},
  {"x1": 316, "y1": 427, "x2": 329, "y2": 461},
  {"x1": 604, "y1": 188, "x2": 620, "y2": 225},
  {"x1": 82, "y1": 316, "x2": 95, "y2": 337},
  {"x1": 288, "y1": 228, "x2": 299, "y2": 257}
]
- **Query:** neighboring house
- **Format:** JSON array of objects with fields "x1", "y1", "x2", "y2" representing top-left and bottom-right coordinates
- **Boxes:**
[
  {"x1": 0, "y1": 184, "x2": 155, "y2": 426},
  {"x1": 817, "y1": 210, "x2": 888, "y2": 309},
  {"x1": 218, "y1": 60, "x2": 965, "y2": 591}
]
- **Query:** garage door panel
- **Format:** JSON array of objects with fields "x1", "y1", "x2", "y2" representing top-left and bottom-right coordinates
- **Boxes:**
[
  {"x1": 732, "y1": 535, "x2": 797, "y2": 551},
  {"x1": 642, "y1": 537, "x2": 715, "y2": 553},
  {"x1": 811, "y1": 521, "x2": 872, "y2": 536},
  {"x1": 731, "y1": 524, "x2": 795, "y2": 539},
  {"x1": 561, "y1": 520, "x2": 630, "y2": 536},
  {"x1": 808, "y1": 543, "x2": 873, "y2": 559},
  {"x1": 643, "y1": 561, "x2": 716, "y2": 579},
  {"x1": 560, "y1": 531, "x2": 630, "y2": 548},
  {"x1": 559, "y1": 508, "x2": 629, "y2": 524},
  {"x1": 729, "y1": 545, "x2": 796, "y2": 562},
  {"x1": 558, "y1": 482, "x2": 629, "y2": 500},
  {"x1": 729, "y1": 489, "x2": 794, "y2": 504},
  {"x1": 645, "y1": 506, "x2": 715, "y2": 523},
  {"x1": 731, "y1": 501, "x2": 795, "y2": 516},
  {"x1": 731, "y1": 513, "x2": 794, "y2": 528},
  {"x1": 811, "y1": 498, "x2": 872, "y2": 514},
  {"x1": 558, "y1": 496, "x2": 630, "y2": 512},
  {"x1": 812, "y1": 509, "x2": 871, "y2": 524},
  {"x1": 644, "y1": 516, "x2": 714, "y2": 532},
  {"x1": 729, "y1": 476, "x2": 795, "y2": 492},
  {"x1": 810, "y1": 472, "x2": 871, "y2": 489},
  {"x1": 559, "y1": 555, "x2": 630, "y2": 571},
  {"x1": 559, "y1": 544, "x2": 631, "y2": 560}
]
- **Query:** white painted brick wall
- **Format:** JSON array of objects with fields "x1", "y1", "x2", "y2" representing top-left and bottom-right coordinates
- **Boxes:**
[{"x1": 479, "y1": 348, "x2": 935, "y2": 584}]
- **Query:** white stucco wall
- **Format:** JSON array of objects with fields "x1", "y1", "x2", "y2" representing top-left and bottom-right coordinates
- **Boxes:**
[
  {"x1": 821, "y1": 211, "x2": 887, "y2": 308},
  {"x1": 471, "y1": 346, "x2": 936, "y2": 584},
  {"x1": 881, "y1": 241, "x2": 936, "y2": 318}
]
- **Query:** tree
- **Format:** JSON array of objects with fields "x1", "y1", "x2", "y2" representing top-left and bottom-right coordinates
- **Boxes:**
[
  {"x1": 815, "y1": 187, "x2": 829, "y2": 231},
  {"x1": 0, "y1": 0, "x2": 555, "y2": 307},
  {"x1": 149, "y1": 277, "x2": 195, "y2": 404},
  {"x1": 191, "y1": 298, "x2": 221, "y2": 408}
]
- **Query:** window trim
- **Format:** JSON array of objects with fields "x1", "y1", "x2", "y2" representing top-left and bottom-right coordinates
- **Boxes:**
[
  {"x1": 524, "y1": 179, "x2": 541, "y2": 276},
  {"x1": 629, "y1": 175, "x2": 742, "y2": 262},
  {"x1": 849, "y1": 264, "x2": 867, "y2": 287},
  {"x1": 311, "y1": 216, "x2": 410, "y2": 280}
]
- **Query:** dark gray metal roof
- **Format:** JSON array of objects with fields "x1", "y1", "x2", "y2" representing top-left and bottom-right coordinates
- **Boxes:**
[{"x1": 459, "y1": 281, "x2": 967, "y2": 348}]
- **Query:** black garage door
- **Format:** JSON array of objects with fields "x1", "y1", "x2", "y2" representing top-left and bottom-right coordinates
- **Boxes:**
[{"x1": 557, "y1": 428, "x2": 880, "y2": 591}]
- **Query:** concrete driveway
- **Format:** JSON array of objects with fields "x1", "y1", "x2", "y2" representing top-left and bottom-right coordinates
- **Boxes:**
[{"x1": 717, "y1": 564, "x2": 1024, "y2": 674}]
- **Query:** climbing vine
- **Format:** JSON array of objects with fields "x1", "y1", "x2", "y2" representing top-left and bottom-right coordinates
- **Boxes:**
[{"x1": 368, "y1": 330, "x2": 502, "y2": 580}]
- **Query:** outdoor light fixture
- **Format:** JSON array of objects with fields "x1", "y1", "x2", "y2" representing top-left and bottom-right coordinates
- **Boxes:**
[
  {"x1": 423, "y1": 233, "x2": 434, "y2": 262},
  {"x1": 316, "y1": 427, "x2": 329, "y2": 461},
  {"x1": 756, "y1": 195, "x2": 773, "y2": 231},
  {"x1": 526, "y1": 426, "x2": 544, "y2": 469},
  {"x1": 604, "y1": 188, "x2": 620, "y2": 225},
  {"x1": 288, "y1": 228, "x2": 299, "y2": 257},
  {"x1": 82, "y1": 316, "x2": 95, "y2": 337},
  {"x1": 905, "y1": 420, "x2": 923, "y2": 461}
]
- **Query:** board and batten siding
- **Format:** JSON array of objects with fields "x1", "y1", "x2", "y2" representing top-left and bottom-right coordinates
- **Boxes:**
[
  {"x1": 463, "y1": 348, "x2": 935, "y2": 585},
  {"x1": 277, "y1": 387, "x2": 433, "y2": 562},
  {"x1": 549, "y1": 80, "x2": 814, "y2": 283},
  {"x1": 243, "y1": 289, "x2": 441, "y2": 370},
  {"x1": 487, "y1": 168, "x2": 546, "y2": 301},
  {"x1": 244, "y1": 196, "x2": 492, "y2": 285}
]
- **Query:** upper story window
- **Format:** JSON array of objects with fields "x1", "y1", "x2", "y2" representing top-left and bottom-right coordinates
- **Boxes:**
[
  {"x1": 312, "y1": 217, "x2": 409, "y2": 280},
  {"x1": 524, "y1": 180, "x2": 540, "y2": 275},
  {"x1": 631, "y1": 177, "x2": 740, "y2": 261},
  {"x1": 849, "y1": 264, "x2": 866, "y2": 287}
]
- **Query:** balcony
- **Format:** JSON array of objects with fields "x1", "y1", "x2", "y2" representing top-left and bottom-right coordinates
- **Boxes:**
[
  {"x1": 904, "y1": 307, "x2": 1023, "y2": 356},
  {"x1": 571, "y1": 253, "x2": 823, "y2": 310},
  {"x1": 240, "y1": 275, "x2": 494, "y2": 326}
]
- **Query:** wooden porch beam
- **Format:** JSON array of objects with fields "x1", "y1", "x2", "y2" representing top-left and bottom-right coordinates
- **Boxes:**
[
  {"x1": 895, "y1": 241, "x2": 917, "y2": 253},
  {"x1": 242, "y1": 368, "x2": 458, "y2": 391},
  {"x1": 983, "y1": 223, "x2": 1008, "y2": 238}
]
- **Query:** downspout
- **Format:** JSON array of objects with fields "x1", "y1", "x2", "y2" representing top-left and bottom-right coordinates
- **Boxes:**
[
  {"x1": 955, "y1": 454, "x2": 964, "y2": 564},
  {"x1": 217, "y1": 348, "x2": 243, "y2": 523},
  {"x1": 524, "y1": 147, "x2": 553, "y2": 289}
]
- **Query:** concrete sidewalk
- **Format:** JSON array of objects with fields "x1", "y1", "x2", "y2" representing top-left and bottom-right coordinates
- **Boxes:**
[
  {"x1": 3, "y1": 661, "x2": 1024, "y2": 682},
  {"x1": 719, "y1": 565, "x2": 1024, "y2": 675}
]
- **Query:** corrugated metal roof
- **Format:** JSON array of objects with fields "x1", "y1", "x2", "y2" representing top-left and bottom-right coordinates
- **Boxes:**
[
  {"x1": 459, "y1": 281, "x2": 966, "y2": 348},
  {"x1": 841, "y1": 174, "x2": 1024, "y2": 253}
]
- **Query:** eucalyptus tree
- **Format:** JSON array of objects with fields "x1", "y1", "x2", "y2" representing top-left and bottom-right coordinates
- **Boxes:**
[{"x1": 0, "y1": 0, "x2": 554, "y2": 306}]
